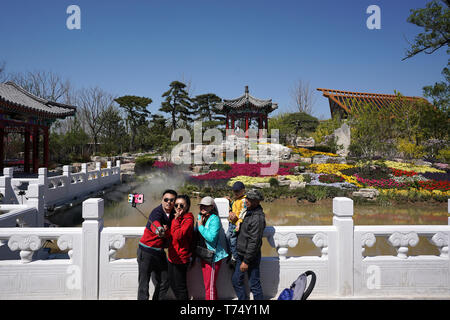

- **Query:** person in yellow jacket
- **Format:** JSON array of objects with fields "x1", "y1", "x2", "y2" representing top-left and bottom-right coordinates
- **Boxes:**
[{"x1": 225, "y1": 181, "x2": 247, "y2": 269}]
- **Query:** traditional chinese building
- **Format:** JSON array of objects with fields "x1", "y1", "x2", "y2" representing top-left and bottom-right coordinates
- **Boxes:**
[
  {"x1": 317, "y1": 88, "x2": 430, "y2": 118},
  {"x1": 0, "y1": 81, "x2": 76, "y2": 174},
  {"x1": 216, "y1": 86, "x2": 278, "y2": 138}
]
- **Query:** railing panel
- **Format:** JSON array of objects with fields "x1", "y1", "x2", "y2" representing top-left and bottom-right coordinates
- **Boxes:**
[
  {"x1": 354, "y1": 225, "x2": 450, "y2": 297},
  {"x1": 0, "y1": 228, "x2": 83, "y2": 299}
]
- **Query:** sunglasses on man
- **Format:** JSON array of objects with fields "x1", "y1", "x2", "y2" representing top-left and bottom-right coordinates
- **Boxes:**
[{"x1": 163, "y1": 198, "x2": 175, "y2": 203}]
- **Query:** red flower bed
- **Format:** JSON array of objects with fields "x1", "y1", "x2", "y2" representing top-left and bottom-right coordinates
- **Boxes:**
[
  {"x1": 418, "y1": 180, "x2": 450, "y2": 192},
  {"x1": 153, "y1": 161, "x2": 174, "y2": 169},
  {"x1": 192, "y1": 162, "x2": 297, "y2": 180},
  {"x1": 355, "y1": 174, "x2": 410, "y2": 189},
  {"x1": 390, "y1": 168, "x2": 418, "y2": 177},
  {"x1": 319, "y1": 174, "x2": 344, "y2": 184}
]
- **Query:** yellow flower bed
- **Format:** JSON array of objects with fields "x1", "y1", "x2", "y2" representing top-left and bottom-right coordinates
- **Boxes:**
[
  {"x1": 227, "y1": 175, "x2": 305, "y2": 187},
  {"x1": 382, "y1": 161, "x2": 445, "y2": 174},
  {"x1": 379, "y1": 188, "x2": 450, "y2": 198},
  {"x1": 287, "y1": 146, "x2": 338, "y2": 157},
  {"x1": 309, "y1": 163, "x2": 355, "y2": 174}
]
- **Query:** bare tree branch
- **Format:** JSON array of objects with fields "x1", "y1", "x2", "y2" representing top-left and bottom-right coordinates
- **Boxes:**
[
  {"x1": 77, "y1": 87, "x2": 114, "y2": 154},
  {"x1": 290, "y1": 80, "x2": 317, "y2": 115}
]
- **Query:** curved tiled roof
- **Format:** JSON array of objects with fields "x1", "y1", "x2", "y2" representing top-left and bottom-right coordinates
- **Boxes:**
[
  {"x1": 216, "y1": 86, "x2": 278, "y2": 112},
  {"x1": 0, "y1": 81, "x2": 76, "y2": 119}
]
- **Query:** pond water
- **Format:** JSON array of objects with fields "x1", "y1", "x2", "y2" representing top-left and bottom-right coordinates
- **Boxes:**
[{"x1": 47, "y1": 172, "x2": 448, "y2": 259}]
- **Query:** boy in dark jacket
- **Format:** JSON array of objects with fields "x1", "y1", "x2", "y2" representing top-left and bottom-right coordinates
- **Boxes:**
[
  {"x1": 137, "y1": 189, "x2": 176, "y2": 300},
  {"x1": 232, "y1": 189, "x2": 266, "y2": 300}
]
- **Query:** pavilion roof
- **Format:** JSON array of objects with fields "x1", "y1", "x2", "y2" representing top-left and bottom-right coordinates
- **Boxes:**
[
  {"x1": 0, "y1": 81, "x2": 76, "y2": 119},
  {"x1": 216, "y1": 86, "x2": 278, "y2": 113},
  {"x1": 317, "y1": 88, "x2": 430, "y2": 116}
]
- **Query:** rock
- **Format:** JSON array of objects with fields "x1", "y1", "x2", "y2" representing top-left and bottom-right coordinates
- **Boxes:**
[
  {"x1": 290, "y1": 154, "x2": 301, "y2": 161},
  {"x1": 333, "y1": 123, "x2": 351, "y2": 157},
  {"x1": 278, "y1": 180, "x2": 291, "y2": 186},
  {"x1": 432, "y1": 163, "x2": 448, "y2": 170},
  {"x1": 352, "y1": 188, "x2": 380, "y2": 199},
  {"x1": 192, "y1": 165, "x2": 203, "y2": 174},
  {"x1": 289, "y1": 181, "x2": 306, "y2": 189},
  {"x1": 326, "y1": 157, "x2": 347, "y2": 164},
  {"x1": 252, "y1": 183, "x2": 271, "y2": 189},
  {"x1": 411, "y1": 159, "x2": 432, "y2": 167},
  {"x1": 300, "y1": 157, "x2": 312, "y2": 164},
  {"x1": 296, "y1": 137, "x2": 315, "y2": 148},
  {"x1": 312, "y1": 155, "x2": 329, "y2": 164}
]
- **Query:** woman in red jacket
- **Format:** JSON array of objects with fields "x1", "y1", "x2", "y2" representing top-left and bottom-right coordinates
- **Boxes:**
[{"x1": 167, "y1": 194, "x2": 194, "y2": 300}]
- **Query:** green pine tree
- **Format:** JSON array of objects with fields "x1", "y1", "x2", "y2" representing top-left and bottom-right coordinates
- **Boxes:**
[
  {"x1": 159, "y1": 81, "x2": 194, "y2": 130},
  {"x1": 114, "y1": 95, "x2": 152, "y2": 151}
]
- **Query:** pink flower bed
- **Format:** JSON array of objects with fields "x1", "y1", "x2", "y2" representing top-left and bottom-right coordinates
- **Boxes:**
[
  {"x1": 355, "y1": 174, "x2": 409, "y2": 189},
  {"x1": 193, "y1": 162, "x2": 297, "y2": 180},
  {"x1": 153, "y1": 161, "x2": 174, "y2": 169}
]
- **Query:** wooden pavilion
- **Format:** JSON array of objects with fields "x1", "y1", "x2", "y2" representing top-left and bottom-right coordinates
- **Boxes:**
[
  {"x1": 216, "y1": 86, "x2": 278, "y2": 138},
  {"x1": 317, "y1": 88, "x2": 430, "y2": 118},
  {"x1": 0, "y1": 81, "x2": 76, "y2": 174}
]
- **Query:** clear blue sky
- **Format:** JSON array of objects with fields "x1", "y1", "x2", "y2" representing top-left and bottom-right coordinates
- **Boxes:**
[{"x1": 0, "y1": 0, "x2": 447, "y2": 119}]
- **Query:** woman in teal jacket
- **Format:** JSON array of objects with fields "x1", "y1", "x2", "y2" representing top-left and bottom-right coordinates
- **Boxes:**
[{"x1": 197, "y1": 196, "x2": 228, "y2": 300}]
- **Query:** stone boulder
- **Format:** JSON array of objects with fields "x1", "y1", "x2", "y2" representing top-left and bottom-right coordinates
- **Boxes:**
[
  {"x1": 296, "y1": 137, "x2": 315, "y2": 148},
  {"x1": 333, "y1": 123, "x2": 351, "y2": 157},
  {"x1": 252, "y1": 183, "x2": 271, "y2": 189},
  {"x1": 352, "y1": 188, "x2": 380, "y2": 199},
  {"x1": 289, "y1": 181, "x2": 306, "y2": 189}
]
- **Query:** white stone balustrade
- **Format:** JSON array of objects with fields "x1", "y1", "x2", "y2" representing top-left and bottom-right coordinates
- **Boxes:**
[
  {"x1": 0, "y1": 162, "x2": 121, "y2": 227},
  {"x1": 0, "y1": 197, "x2": 448, "y2": 300}
]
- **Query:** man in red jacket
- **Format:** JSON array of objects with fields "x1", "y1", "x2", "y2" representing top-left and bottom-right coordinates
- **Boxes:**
[{"x1": 137, "y1": 189, "x2": 176, "y2": 300}]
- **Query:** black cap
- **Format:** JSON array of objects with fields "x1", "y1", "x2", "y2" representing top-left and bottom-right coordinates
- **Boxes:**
[{"x1": 232, "y1": 181, "x2": 245, "y2": 191}]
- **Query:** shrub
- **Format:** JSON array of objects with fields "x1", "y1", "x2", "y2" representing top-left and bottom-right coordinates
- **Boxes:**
[
  {"x1": 268, "y1": 177, "x2": 279, "y2": 187},
  {"x1": 437, "y1": 147, "x2": 450, "y2": 163},
  {"x1": 134, "y1": 155, "x2": 156, "y2": 174},
  {"x1": 396, "y1": 138, "x2": 426, "y2": 159},
  {"x1": 210, "y1": 163, "x2": 232, "y2": 171}
]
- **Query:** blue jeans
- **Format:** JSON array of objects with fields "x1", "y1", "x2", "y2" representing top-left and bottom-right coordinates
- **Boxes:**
[
  {"x1": 226, "y1": 223, "x2": 238, "y2": 260},
  {"x1": 232, "y1": 254, "x2": 264, "y2": 300}
]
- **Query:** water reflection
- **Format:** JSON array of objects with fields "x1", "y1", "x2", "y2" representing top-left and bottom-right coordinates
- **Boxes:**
[{"x1": 47, "y1": 175, "x2": 448, "y2": 259}]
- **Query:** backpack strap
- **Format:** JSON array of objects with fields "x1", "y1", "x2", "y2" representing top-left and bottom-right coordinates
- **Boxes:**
[{"x1": 301, "y1": 270, "x2": 316, "y2": 300}]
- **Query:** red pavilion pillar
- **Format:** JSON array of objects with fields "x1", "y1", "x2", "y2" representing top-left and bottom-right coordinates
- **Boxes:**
[
  {"x1": 245, "y1": 113, "x2": 249, "y2": 138},
  {"x1": 32, "y1": 126, "x2": 39, "y2": 174},
  {"x1": 231, "y1": 115, "x2": 235, "y2": 134},
  {"x1": 24, "y1": 126, "x2": 30, "y2": 173},
  {"x1": 258, "y1": 114, "x2": 263, "y2": 139},
  {"x1": 43, "y1": 126, "x2": 49, "y2": 169},
  {"x1": 225, "y1": 114, "x2": 229, "y2": 130},
  {"x1": 0, "y1": 126, "x2": 4, "y2": 173}
]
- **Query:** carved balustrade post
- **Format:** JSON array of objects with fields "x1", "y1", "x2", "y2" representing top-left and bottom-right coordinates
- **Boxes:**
[
  {"x1": 332, "y1": 197, "x2": 354, "y2": 296},
  {"x1": 81, "y1": 198, "x2": 104, "y2": 300}
]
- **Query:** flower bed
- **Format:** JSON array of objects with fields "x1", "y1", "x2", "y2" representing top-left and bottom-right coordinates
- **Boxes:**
[
  {"x1": 417, "y1": 180, "x2": 450, "y2": 192},
  {"x1": 390, "y1": 168, "x2": 418, "y2": 177},
  {"x1": 382, "y1": 161, "x2": 446, "y2": 174},
  {"x1": 153, "y1": 161, "x2": 174, "y2": 169},
  {"x1": 355, "y1": 174, "x2": 410, "y2": 189},
  {"x1": 318, "y1": 174, "x2": 345, "y2": 184},
  {"x1": 227, "y1": 174, "x2": 305, "y2": 187},
  {"x1": 192, "y1": 162, "x2": 298, "y2": 181},
  {"x1": 288, "y1": 146, "x2": 338, "y2": 158}
]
